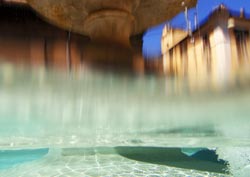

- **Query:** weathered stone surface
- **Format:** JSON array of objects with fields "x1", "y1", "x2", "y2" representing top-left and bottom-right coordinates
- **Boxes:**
[{"x1": 26, "y1": 0, "x2": 197, "y2": 36}]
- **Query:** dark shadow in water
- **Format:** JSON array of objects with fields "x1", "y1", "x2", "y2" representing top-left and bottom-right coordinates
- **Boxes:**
[
  {"x1": 141, "y1": 126, "x2": 217, "y2": 137},
  {"x1": 115, "y1": 147, "x2": 228, "y2": 174}
]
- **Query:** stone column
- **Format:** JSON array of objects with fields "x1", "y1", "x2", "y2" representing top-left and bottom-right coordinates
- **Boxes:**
[
  {"x1": 210, "y1": 10, "x2": 231, "y2": 87},
  {"x1": 82, "y1": 0, "x2": 141, "y2": 67}
]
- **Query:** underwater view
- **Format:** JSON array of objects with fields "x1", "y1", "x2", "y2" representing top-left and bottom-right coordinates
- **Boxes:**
[
  {"x1": 1, "y1": 0, "x2": 250, "y2": 176},
  {"x1": 0, "y1": 64, "x2": 250, "y2": 176}
]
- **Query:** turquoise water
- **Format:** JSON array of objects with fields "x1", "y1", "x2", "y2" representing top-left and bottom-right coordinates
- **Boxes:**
[
  {"x1": 0, "y1": 148, "x2": 49, "y2": 170},
  {"x1": 0, "y1": 64, "x2": 250, "y2": 176}
]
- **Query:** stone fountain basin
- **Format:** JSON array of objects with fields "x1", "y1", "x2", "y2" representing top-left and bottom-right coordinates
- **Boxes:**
[{"x1": 27, "y1": 0, "x2": 197, "y2": 36}]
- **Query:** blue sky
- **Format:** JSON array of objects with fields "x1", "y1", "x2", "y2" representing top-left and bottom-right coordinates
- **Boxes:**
[{"x1": 143, "y1": 0, "x2": 250, "y2": 59}]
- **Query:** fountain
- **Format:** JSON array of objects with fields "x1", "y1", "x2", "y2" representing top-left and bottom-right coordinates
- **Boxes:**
[
  {"x1": 27, "y1": 0, "x2": 197, "y2": 65},
  {"x1": 1, "y1": 1, "x2": 250, "y2": 176}
]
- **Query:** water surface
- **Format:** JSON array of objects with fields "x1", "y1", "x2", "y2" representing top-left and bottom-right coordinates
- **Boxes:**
[{"x1": 0, "y1": 64, "x2": 250, "y2": 176}]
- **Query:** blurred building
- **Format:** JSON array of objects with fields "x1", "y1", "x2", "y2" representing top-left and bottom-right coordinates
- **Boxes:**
[
  {"x1": 162, "y1": 5, "x2": 250, "y2": 82},
  {"x1": 141, "y1": 0, "x2": 250, "y2": 80}
]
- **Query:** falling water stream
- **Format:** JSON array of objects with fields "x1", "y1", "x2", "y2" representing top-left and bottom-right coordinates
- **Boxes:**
[{"x1": 0, "y1": 63, "x2": 250, "y2": 176}]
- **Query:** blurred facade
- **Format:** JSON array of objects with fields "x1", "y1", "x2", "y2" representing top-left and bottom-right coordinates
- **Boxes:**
[
  {"x1": 0, "y1": 2, "x2": 89, "y2": 71},
  {"x1": 162, "y1": 6, "x2": 250, "y2": 76},
  {"x1": 161, "y1": 6, "x2": 250, "y2": 88}
]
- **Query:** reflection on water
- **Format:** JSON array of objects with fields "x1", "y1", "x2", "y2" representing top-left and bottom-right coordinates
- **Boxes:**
[
  {"x1": 0, "y1": 148, "x2": 49, "y2": 170},
  {"x1": 0, "y1": 63, "x2": 250, "y2": 176}
]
